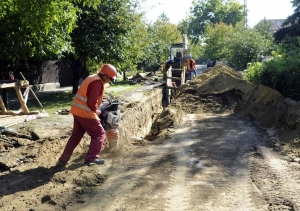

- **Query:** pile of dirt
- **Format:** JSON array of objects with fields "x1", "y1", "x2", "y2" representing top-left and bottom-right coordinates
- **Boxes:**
[
  {"x1": 172, "y1": 63, "x2": 300, "y2": 156},
  {"x1": 145, "y1": 107, "x2": 184, "y2": 141}
]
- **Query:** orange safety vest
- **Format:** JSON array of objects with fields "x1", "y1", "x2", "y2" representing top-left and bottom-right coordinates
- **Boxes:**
[
  {"x1": 70, "y1": 74, "x2": 104, "y2": 120},
  {"x1": 186, "y1": 59, "x2": 195, "y2": 71}
]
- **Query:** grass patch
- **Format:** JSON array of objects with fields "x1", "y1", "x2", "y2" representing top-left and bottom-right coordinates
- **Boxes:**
[
  {"x1": 106, "y1": 81, "x2": 142, "y2": 97},
  {"x1": 10, "y1": 91, "x2": 74, "y2": 115},
  {"x1": 10, "y1": 82, "x2": 141, "y2": 115}
]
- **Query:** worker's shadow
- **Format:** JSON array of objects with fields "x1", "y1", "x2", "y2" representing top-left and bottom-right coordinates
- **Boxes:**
[{"x1": 0, "y1": 160, "x2": 83, "y2": 198}]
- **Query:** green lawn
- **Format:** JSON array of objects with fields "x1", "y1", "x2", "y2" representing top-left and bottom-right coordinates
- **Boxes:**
[
  {"x1": 11, "y1": 81, "x2": 141, "y2": 115},
  {"x1": 106, "y1": 80, "x2": 142, "y2": 97}
]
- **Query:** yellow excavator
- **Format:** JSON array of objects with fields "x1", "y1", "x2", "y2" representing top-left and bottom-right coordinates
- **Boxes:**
[{"x1": 163, "y1": 34, "x2": 189, "y2": 105}]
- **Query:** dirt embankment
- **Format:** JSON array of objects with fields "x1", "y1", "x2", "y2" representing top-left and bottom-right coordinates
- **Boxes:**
[{"x1": 173, "y1": 64, "x2": 300, "y2": 156}]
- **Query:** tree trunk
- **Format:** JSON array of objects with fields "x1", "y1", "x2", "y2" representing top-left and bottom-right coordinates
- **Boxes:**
[
  {"x1": 72, "y1": 73, "x2": 79, "y2": 94},
  {"x1": 123, "y1": 71, "x2": 126, "y2": 81}
]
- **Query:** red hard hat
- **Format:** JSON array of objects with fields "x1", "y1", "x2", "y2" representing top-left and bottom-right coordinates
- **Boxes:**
[{"x1": 99, "y1": 64, "x2": 117, "y2": 80}]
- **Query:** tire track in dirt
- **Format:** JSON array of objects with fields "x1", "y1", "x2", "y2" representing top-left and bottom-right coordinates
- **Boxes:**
[
  {"x1": 224, "y1": 122, "x2": 269, "y2": 211},
  {"x1": 164, "y1": 118, "x2": 196, "y2": 211},
  {"x1": 89, "y1": 152, "x2": 166, "y2": 211},
  {"x1": 103, "y1": 115, "x2": 196, "y2": 211},
  {"x1": 116, "y1": 149, "x2": 178, "y2": 210},
  {"x1": 259, "y1": 147, "x2": 300, "y2": 210},
  {"x1": 75, "y1": 150, "x2": 152, "y2": 210},
  {"x1": 182, "y1": 114, "x2": 262, "y2": 211},
  {"x1": 75, "y1": 114, "x2": 195, "y2": 211},
  {"x1": 125, "y1": 150, "x2": 177, "y2": 210},
  {"x1": 74, "y1": 112, "x2": 297, "y2": 211},
  {"x1": 251, "y1": 150, "x2": 295, "y2": 211},
  {"x1": 76, "y1": 140, "x2": 179, "y2": 210}
]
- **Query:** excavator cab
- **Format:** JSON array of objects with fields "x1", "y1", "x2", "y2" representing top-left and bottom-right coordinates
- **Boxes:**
[{"x1": 164, "y1": 43, "x2": 185, "y2": 75}]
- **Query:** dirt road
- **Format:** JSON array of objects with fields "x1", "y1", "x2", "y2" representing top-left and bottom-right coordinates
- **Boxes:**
[
  {"x1": 1, "y1": 64, "x2": 300, "y2": 210},
  {"x1": 71, "y1": 111, "x2": 300, "y2": 211}
]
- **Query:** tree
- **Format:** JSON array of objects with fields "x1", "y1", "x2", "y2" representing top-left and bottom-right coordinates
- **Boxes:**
[
  {"x1": 200, "y1": 22, "x2": 274, "y2": 69},
  {"x1": 0, "y1": 0, "x2": 104, "y2": 61},
  {"x1": 68, "y1": 0, "x2": 139, "y2": 93},
  {"x1": 224, "y1": 26, "x2": 274, "y2": 70},
  {"x1": 202, "y1": 22, "x2": 234, "y2": 61},
  {"x1": 148, "y1": 14, "x2": 182, "y2": 64},
  {"x1": 187, "y1": 0, "x2": 244, "y2": 43},
  {"x1": 124, "y1": 13, "x2": 182, "y2": 76},
  {"x1": 244, "y1": 40, "x2": 300, "y2": 100},
  {"x1": 254, "y1": 18, "x2": 274, "y2": 40},
  {"x1": 114, "y1": 12, "x2": 150, "y2": 80},
  {"x1": 0, "y1": 0, "x2": 101, "y2": 78},
  {"x1": 274, "y1": 0, "x2": 300, "y2": 42}
]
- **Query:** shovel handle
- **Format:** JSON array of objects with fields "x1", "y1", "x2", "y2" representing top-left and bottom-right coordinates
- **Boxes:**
[{"x1": 19, "y1": 72, "x2": 44, "y2": 109}]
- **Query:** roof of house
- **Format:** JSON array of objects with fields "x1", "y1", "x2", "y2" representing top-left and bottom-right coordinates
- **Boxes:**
[{"x1": 255, "y1": 19, "x2": 286, "y2": 32}]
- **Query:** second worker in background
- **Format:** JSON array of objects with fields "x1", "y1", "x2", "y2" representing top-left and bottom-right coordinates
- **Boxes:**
[{"x1": 187, "y1": 54, "x2": 196, "y2": 80}]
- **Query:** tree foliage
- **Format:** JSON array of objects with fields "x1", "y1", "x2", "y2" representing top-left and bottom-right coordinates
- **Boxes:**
[
  {"x1": 147, "y1": 14, "x2": 182, "y2": 65},
  {"x1": 274, "y1": 0, "x2": 300, "y2": 42},
  {"x1": 70, "y1": 0, "x2": 136, "y2": 65},
  {"x1": 254, "y1": 18, "x2": 274, "y2": 40},
  {"x1": 0, "y1": 0, "x2": 193, "y2": 86},
  {"x1": 244, "y1": 39, "x2": 300, "y2": 100},
  {"x1": 0, "y1": 0, "x2": 101, "y2": 62},
  {"x1": 200, "y1": 22, "x2": 274, "y2": 70},
  {"x1": 113, "y1": 12, "x2": 150, "y2": 79},
  {"x1": 202, "y1": 22, "x2": 234, "y2": 61},
  {"x1": 243, "y1": 0, "x2": 300, "y2": 100},
  {"x1": 65, "y1": 0, "x2": 141, "y2": 92},
  {"x1": 187, "y1": 0, "x2": 244, "y2": 43},
  {"x1": 224, "y1": 26, "x2": 274, "y2": 70},
  {"x1": 120, "y1": 13, "x2": 182, "y2": 75}
]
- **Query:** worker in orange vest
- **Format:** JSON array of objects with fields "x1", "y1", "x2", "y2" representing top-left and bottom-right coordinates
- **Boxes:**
[
  {"x1": 57, "y1": 64, "x2": 117, "y2": 166},
  {"x1": 186, "y1": 54, "x2": 196, "y2": 80}
]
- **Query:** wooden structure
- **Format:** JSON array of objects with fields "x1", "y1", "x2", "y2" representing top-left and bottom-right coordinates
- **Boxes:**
[
  {"x1": 165, "y1": 66, "x2": 186, "y2": 105},
  {"x1": 0, "y1": 80, "x2": 33, "y2": 115}
]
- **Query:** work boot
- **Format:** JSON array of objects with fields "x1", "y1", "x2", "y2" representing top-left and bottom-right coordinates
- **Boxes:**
[
  {"x1": 84, "y1": 159, "x2": 105, "y2": 166},
  {"x1": 56, "y1": 161, "x2": 67, "y2": 167}
]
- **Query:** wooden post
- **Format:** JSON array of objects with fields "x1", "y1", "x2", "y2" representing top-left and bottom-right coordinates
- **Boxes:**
[
  {"x1": 2, "y1": 89, "x2": 8, "y2": 110},
  {"x1": 165, "y1": 67, "x2": 173, "y2": 105},
  {"x1": 0, "y1": 80, "x2": 31, "y2": 115},
  {"x1": 14, "y1": 87, "x2": 29, "y2": 113},
  {"x1": 0, "y1": 95, "x2": 7, "y2": 113},
  {"x1": 181, "y1": 67, "x2": 186, "y2": 85}
]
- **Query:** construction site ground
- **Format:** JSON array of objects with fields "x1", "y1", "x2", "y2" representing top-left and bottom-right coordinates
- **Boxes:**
[{"x1": 2, "y1": 64, "x2": 300, "y2": 211}]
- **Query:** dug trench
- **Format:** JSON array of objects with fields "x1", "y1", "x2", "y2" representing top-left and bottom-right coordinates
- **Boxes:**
[{"x1": 2, "y1": 64, "x2": 300, "y2": 210}]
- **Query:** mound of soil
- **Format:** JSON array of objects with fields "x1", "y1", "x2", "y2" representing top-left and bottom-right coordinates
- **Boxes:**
[{"x1": 173, "y1": 63, "x2": 300, "y2": 155}]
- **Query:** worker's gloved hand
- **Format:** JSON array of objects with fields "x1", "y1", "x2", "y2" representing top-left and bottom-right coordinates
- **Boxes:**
[{"x1": 96, "y1": 110, "x2": 101, "y2": 116}]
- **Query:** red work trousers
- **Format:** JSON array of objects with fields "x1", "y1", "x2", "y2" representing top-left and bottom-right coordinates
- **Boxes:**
[{"x1": 59, "y1": 114, "x2": 106, "y2": 163}]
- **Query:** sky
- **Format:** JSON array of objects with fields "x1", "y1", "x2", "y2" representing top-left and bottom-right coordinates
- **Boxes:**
[{"x1": 143, "y1": 0, "x2": 295, "y2": 28}]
